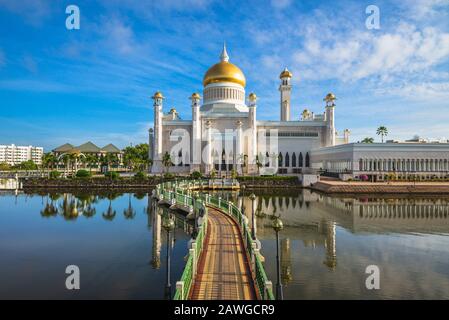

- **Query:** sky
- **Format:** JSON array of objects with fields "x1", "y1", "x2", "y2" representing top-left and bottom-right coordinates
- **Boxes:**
[{"x1": 0, "y1": 0, "x2": 448, "y2": 152}]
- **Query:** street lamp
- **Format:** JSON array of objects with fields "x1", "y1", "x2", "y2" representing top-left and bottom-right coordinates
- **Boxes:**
[
  {"x1": 240, "y1": 185, "x2": 246, "y2": 215},
  {"x1": 249, "y1": 193, "x2": 256, "y2": 239},
  {"x1": 272, "y1": 215, "x2": 284, "y2": 300},
  {"x1": 192, "y1": 191, "x2": 200, "y2": 239},
  {"x1": 162, "y1": 212, "x2": 175, "y2": 300}
]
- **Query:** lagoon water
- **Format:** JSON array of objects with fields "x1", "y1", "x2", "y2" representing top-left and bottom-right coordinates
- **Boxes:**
[{"x1": 0, "y1": 187, "x2": 448, "y2": 299}]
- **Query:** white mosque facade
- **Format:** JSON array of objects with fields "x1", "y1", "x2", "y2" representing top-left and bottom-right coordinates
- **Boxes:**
[
  {"x1": 150, "y1": 45, "x2": 349, "y2": 176},
  {"x1": 150, "y1": 46, "x2": 449, "y2": 181}
]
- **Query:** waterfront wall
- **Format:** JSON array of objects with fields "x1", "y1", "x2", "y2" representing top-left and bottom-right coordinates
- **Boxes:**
[{"x1": 312, "y1": 181, "x2": 449, "y2": 194}]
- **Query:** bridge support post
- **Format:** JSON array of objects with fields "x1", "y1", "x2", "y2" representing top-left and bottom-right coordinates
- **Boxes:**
[
  {"x1": 264, "y1": 281, "x2": 273, "y2": 300},
  {"x1": 176, "y1": 281, "x2": 184, "y2": 300}
]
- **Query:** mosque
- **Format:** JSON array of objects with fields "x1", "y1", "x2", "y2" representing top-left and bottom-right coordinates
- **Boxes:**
[
  {"x1": 149, "y1": 45, "x2": 349, "y2": 176},
  {"x1": 149, "y1": 45, "x2": 449, "y2": 181}
]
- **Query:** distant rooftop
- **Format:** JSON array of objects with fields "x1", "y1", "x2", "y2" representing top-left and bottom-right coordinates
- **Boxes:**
[{"x1": 52, "y1": 142, "x2": 122, "y2": 153}]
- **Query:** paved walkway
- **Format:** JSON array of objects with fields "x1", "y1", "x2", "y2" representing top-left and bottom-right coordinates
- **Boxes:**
[{"x1": 189, "y1": 207, "x2": 256, "y2": 300}]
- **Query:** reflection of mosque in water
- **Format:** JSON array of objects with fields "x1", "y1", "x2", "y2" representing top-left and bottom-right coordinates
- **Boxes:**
[{"x1": 241, "y1": 190, "x2": 449, "y2": 283}]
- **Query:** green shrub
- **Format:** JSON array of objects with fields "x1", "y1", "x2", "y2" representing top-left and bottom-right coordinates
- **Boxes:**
[
  {"x1": 104, "y1": 171, "x2": 120, "y2": 180},
  {"x1": 191, "y1": 171, "x2": 202, "y2": 179},
  {"x1": 134, "y1": 171, "x2": 147, "y2": 179},
  {"x1": 75, "y1": 169, "x2": 91, "y2": 178},
  {"x1": 49, "y1": 170, "x2": 61, "y2": 179},
  {"x1": 164, "y1": 172, "x2": 174, "y2": 179}
]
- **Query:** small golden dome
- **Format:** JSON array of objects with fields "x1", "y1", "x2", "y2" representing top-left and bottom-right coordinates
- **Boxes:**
[
  {"x1": 248, "y1": 92, "x2": 257, "y2": 101},
  {"x1": 279, "y1": 68, "x2": 292, "y2": 79},
  {"x1": 169, "y1": 108, "x2": 176, "y2": 113},
  {"x1": 152, "y1": 91, "x2": 164, "y2": 99},
  {"x1": 324, "y1": 93, "x2": 336, "y2": 102},
  {"x1": 191, "y1": 92, "x2": 201, "y2": 99}
]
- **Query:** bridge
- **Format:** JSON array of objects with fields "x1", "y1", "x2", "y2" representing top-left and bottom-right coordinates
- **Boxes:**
[{"x1": 152, "y1": 180, "x2": 274, "y2": 300}]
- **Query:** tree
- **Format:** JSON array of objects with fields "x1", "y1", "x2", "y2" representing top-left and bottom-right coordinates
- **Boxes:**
[
  {"x1": 0, "y1": 162, "x2": 11, "y2": 171},
  {"x1": 361, "y1": 137, "x2": 374, "y2": 143},
  {"x1": 255, "y1": 154, "x2": 264, "y2": 175},
  {"x1": 376, "y1": 126, "x2": 388, "y2": 143},
  {"x1": 85, "y1": 154, "x2": 98, "y2": 173},
  {"x1": 123, "y1": 143, "x2": 150, "y2": 172},
  {"x1": 42, "y1": 153, "x2": 57, "y2": 170},
  {"x1": 162, "y1": 152, "x2": 172, "y2": 174},
  {"x1": 13, "y1": 160, "x2": 38, "y2": 171}
]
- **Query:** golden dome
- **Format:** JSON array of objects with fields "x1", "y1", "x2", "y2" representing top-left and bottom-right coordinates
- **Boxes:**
[
  {"x1": 191, "y1": 92, "x2": 201, "y2": 99},
  {"x1": 203, "y1": 61, "x2": 246, "y2": 87},
  {"x1": 248, "y1": 92, "x2": 257, "y2": 101},
  {"x1": 324, "y1": 93, "x2": 336, "y2": 102},
  {"x1": 152, "y1": 91, "x2": 164, "y2": 99},
  {"x1": 203, "y1": 44, "x2": 246, "y2": 87},
  {"x1": 279, "y1": 68, "x2": 292, "y2": 79}
]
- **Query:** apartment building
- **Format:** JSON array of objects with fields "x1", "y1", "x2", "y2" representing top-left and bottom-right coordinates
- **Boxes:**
[{"x1": 0, "y1": 144, "x2": 44, "y2": 166}]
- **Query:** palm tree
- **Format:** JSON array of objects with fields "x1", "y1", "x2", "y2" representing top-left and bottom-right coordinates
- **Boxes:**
[
  {"x1": 361, "y1": 137, "x2": 374, "y2": 143},
  {"x1": 162, "y1": 152, "x2": 172, "y2": 175},
  {"x1": 255, "y1": 154, "x2": 264, "y2": 175},
  {"x1": 376, "y1": 126, "x2": 388, "y2": 143}
]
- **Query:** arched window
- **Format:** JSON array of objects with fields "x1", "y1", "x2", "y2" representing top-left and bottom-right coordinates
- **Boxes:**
[
  {"x1": 278, "y1": 152, "x2": 283, "y2": 167},
  {"x1": 285, "y1": 152, "x2": 290, "y2": 167},
  {"x1": 292, "y1": 152, "x2": 297, "y2": 167},
  {"x1": 299, "y1": 152, "x2": 303, "y2": 167},
  {"x1": 305, "y1": 152, "x2": 310, "y2": 167}
]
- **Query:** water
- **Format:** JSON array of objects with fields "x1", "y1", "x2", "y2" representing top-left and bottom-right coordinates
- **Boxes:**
[
  {"x1": 0, "y1": 188, "x2": 448, "y2": 299},
  {"x1": 0, "y1": 191, "x2": 192, "y2": 299}
]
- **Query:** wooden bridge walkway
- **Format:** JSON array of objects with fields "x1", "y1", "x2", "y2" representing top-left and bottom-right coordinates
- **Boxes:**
[{"x1": 189, "y1": 207, "x2": 256, "y2": 300}]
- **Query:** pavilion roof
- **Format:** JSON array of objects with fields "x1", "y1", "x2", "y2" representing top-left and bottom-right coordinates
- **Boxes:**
[
  {"x1": 52, "y1": 143, "x2": 74, "y2": 152},
  {"x1": 101, "y1": 144, "x2": 122, "y2": 153}
]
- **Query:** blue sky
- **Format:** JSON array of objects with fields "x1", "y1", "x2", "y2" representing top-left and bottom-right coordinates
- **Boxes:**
[{"x1": 0, "y1": 0, "x2": 448, "y2": 151}]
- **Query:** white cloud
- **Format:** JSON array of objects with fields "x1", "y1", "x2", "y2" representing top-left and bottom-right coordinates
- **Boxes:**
[{"x1": 0, "y1": 0, "x2": 53, "y2": 26}]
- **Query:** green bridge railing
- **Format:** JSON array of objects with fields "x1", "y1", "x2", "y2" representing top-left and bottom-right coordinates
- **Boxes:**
[{"x1": 153, "y1": 179, "x2": 275, "y2": 300}]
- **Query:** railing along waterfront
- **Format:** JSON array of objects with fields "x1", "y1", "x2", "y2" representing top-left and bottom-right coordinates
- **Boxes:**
[{"x1": 153, "y1": 179, "x2": 275, "y2": 300}]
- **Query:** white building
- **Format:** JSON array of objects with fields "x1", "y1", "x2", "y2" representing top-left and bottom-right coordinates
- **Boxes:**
[
  {"x1": 311, "y1": 142, "x2": 449, "y2": 181},
  {"x1": 150, "y1": 45, "x2": 349, "y2": 175},
  {"x1": 0, "y1": 144, "x2": 44, "y2": 166}
]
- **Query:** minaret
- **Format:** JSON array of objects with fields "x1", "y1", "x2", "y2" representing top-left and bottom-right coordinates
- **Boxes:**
[
  {"x1": 151, "y1": 91, "x2": 164, "y2": 173},
  {"x1": 248, "y1": 92, "x2": 258, "y2": 174},
  {"x1": 190, "y1": 92, "x2": 201, "y2": 172},
  {"x1": 324, "y1": 93, "x2": 336, "y2": 147},
  {"x1": 279, "y1": 68, "x2": 292, "y2": 121}
]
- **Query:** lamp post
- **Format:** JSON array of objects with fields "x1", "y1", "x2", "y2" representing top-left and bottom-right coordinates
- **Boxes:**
[
  {"x1": 193, "y1": 191, "x2": 200, "y2": 239},
  {"x1": 272, "y1": 215, "x2": 284, "y2": 300},
  {"x1": 249, "y1": 193, "x2": 256, "y2": 239},
  {"x1": 240, "y1": 185, "x2": 246, "y2": 215},
  {"x1": 162, "y1": 212, "x2": 175, "y2": 300}
]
